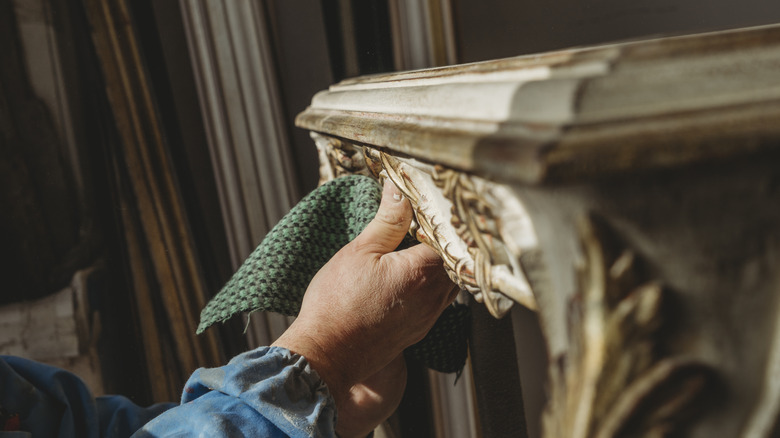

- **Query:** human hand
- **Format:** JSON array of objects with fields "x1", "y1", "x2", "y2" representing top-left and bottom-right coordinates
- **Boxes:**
[{"x1": 272, "y1": 178, "x2": 457, "y2": 437}]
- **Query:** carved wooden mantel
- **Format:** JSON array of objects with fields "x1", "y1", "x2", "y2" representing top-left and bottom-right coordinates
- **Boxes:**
[{"x1": 297, "y1": 24, "x2": 780, "y2": 437}]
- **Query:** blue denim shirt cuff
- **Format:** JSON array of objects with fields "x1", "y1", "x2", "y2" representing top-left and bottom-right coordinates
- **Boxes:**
[{"x1": 136, "y1": 346, "x2": 337, "y2": 437}]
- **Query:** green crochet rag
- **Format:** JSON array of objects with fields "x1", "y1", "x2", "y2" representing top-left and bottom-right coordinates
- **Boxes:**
[{"x1": 198, "y1": 175, "x2": 470, "y2": 373}]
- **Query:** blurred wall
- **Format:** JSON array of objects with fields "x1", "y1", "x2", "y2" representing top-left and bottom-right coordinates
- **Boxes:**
[{"x1": 453, "y1": 0, "x2": 780, "y2": 62}]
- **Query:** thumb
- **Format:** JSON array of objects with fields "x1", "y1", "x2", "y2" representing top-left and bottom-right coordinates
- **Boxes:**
[{"x1": 352, "y1": 179, "x2": 413, "y2": 254}]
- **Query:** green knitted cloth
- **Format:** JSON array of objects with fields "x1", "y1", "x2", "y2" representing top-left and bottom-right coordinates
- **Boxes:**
[{"x1": 198, "y1": 175, "x2": 469, "y2": 373}]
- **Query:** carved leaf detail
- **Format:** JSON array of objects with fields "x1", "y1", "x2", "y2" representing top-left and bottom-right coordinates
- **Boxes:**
[
  {"x1": 378, "y1": 150, "x2": 536, "y2": 315},
  {"x1": 431, "y1": 165, "x2": 516, "y2": 316},
  {"x1": 543, "y1": 216, "x2": 716, "y2": 438},
  {"x1": 311, "y1": 133, "x2": 370, "y2": 184},
  {"x1": 313, "y1": 136, "x2": 538, "y2": 315}
]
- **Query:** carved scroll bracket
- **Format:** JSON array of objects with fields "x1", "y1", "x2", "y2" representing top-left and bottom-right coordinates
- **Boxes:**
[
  {"x1": 312, "y1": 132, "x2": 538, "y2": 317},
  {"x1": 312, "y1": 132, "x2": 373, "y2": 182},
  {"x1": 542, "y1": 215, "x2": 716, "y2": 437}
]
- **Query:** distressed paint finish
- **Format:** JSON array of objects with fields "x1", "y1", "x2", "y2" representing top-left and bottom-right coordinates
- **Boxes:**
[
  {"x1": 298, "y1": 24, "x2": 780, "y2": 437},
  {"x1": 313, "y1": 135, "x2": 538, "y2": 316},
  {"x1": 298, "y1": 25, "x2": 780, "y2": 184},
  {"x1": 542, "y1": 216, "x2": 715, "y2": 438}
]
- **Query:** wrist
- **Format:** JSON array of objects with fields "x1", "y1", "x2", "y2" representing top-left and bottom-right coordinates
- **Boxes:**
[{"x1": 272, "y1": 322, "x2": 353, "y2": 407}]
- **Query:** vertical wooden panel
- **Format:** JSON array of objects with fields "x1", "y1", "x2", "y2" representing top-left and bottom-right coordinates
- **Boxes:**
[
  {"x1": 83, "y1": 0, "x2": 223, "y2": 401},
  {"x1": 179, "y1": 0, "x2": 301, "y2": 347}
]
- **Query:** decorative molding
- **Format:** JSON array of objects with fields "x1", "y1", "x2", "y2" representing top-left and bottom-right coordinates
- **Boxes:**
[
  {"x1": 297, "y1": 24, "x2": 780, "y2": 184},
  {"x1": 180, "y1": 0, "x2": 299, "y2": 267},
  {"x1": 314, "y1": 135, "x2": 538, "y2": 317},
  {"x1": 180, "y1": 0, "x2": 300, "y2": 346},
  {"x1": 296, "y1": 25, "x2": 780, "y2": 435},
  {"x1": 542, "y1": 216, "x2": 716, "y2": 438},
  {"x1": 428, "y1": 164, "x2": 539, "y2": 316},
  {"x1": 313, "y1": 139, "x2": 720, "y2": 437},
  {"x1": 388, "y1": 0, "x2": 457, "y2": 70},
  {"x1": 311, "y1": 132, "x2": 371, "y2": 182}
]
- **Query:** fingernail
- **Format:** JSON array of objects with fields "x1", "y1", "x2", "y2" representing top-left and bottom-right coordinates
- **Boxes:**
[{"x1": 384, "y1": 179, "x2": 403, "y2": 202}]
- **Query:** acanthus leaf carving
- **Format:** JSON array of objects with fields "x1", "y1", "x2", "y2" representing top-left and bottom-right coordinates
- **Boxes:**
[
  {"x1": 312, "y1": 132, "x2": 720, "y2": 436},
  {"x1": 370, "y1": 148, "x2": 538, "y2": 317},
  {"x1": 311, "y1": 132, "x2": 370, "y2": 183},
  {"x1": 431, "y1": 165, "x2": 525, "y2": 318},
  {"x1": 542, "y1": 215, "x2": 717, "y2": 438}
]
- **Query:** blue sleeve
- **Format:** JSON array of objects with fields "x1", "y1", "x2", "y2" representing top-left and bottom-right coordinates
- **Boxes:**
[
  {"x1": 0, "y1": 355, "x2": 175, "y2": 438},
  {"x1": 132, "y1": 346, "x2": 338, "y2": 438}
]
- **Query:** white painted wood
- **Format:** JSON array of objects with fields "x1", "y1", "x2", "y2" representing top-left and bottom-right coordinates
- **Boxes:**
[
  {"x1": 180, "y1": 0, "x2": 300, "y2": 346},
  {"x1": 299, "y1": 24, "x2": 780, "y2": 183},
  {"x1": 389, "y1": 0, "x2": 457, "y2": 70},
  {"x1": 428, "y1": 363, "x2": 479, "y2": 438},
  {"x1": 389, "y1": 0, "x2": 434, "y2": 70},
  {"x1": 299, "y1": 24, "x2": 780, "y2": 437}
]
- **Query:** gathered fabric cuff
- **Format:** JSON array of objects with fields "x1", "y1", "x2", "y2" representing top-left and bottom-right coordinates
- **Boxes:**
[{"x1": 183, "y1": 346, "x2": 337, "y2": 437}]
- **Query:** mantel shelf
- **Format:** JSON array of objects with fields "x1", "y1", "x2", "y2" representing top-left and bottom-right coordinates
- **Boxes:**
[{"x1": 297, "y1": 24, "x2": 780, "y2": 183}]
